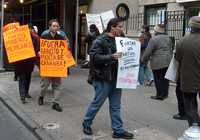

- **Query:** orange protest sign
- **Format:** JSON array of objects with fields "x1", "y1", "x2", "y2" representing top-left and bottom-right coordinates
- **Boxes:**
[
  {"x1": 66, "y1": 47, "x2": 76, "y2": 67},
  {"x1": 3, "y1": 22, "x2": 20, "y2": 32},
  {"x1": 3, "y1": 25, "x2": 36, "y2": 63},
  {"x1": 40, "y1": 39, "x2": 70, "y2": 77}
]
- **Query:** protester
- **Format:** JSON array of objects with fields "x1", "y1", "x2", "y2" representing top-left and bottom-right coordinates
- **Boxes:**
[
  {"x1": 15, "y1": 24, "x2": 39, "y2": 104},
  {"x1": 138, "y1": 25, "x2": 154, "y2": 86},
  {"x1": 38, "y1": 19, "x2": 65, "y2": 112},
  {"x1": 175, "y1": 16, "x2": 200, "y2": 126},
  {"x1": 82, "y1": 18, "x2": 134, "y2": 139},
  {"x1": 142, "y1": 24, "x2": 172, "y2": 100}
]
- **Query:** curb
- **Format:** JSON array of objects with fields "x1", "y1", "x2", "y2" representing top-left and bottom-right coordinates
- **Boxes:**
[{"x1": 0, "y1": 92, "x2": 55, "y2": 140}]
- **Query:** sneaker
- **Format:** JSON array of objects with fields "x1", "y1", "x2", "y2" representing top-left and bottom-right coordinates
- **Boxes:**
[
  {"x1": 173, "y1": 114, "x2": 187, "y2": 120},
  {"x1": 112, "y1": 131, "x2": 134, "y2": 139},
  {"x1": 21, "y1": 97, "x2": 27, "y2": 104},
  {"x1": 25, "y1": 94, "x2": 32, "y2": 98},
  {"x1": 38, "y1": 96, "x2": 44, "y2": 105},
  {"x1": 82, "y1": 123, "x2": 93, "y2": 135},
  {"x1": 52, "y1": 103, "x2": 63, "y2": 112}
]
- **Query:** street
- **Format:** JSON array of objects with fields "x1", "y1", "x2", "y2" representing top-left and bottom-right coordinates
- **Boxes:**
[
  {"x1": 0, "y1": 68, "x2": 189, "y2": 140},
  {"x1": 0, "y1": 100, "x2": 38, "y2": 140}
]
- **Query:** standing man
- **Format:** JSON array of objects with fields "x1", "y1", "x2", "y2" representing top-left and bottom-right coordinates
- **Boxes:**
[
  {"x1": 82, "y1": 18, "x2": 133, "y2": 139},
  {"x1": 142, "y1": 24, "x2": 172, "y2": 100},
  {"x1": 38, "y1": 19, "x2": 65, "y2": 112},
  {"x1": 175, "y1": 16, "x2": 200, "y2": 126}
]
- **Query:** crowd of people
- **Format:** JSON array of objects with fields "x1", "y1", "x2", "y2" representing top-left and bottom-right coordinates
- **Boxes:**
[{"x1": 11, "y1": 16, "x2": 200, "y2": 139}]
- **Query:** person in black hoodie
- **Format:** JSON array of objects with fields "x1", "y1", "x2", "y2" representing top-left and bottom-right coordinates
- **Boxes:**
[{"x1": 15, "y1": 24, "x2": 39, "y2": 104}]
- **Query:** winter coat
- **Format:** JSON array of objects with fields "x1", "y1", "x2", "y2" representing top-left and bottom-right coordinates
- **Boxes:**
[
  {"x1": 89, "y1": 33, "x2": 118, "y2": 82},
  {"x1": 142, "y1": 33, "x2": 173, "y2": 70},
  {"x1": 175, "y1": 33, "x2": 200, "y2": 93}
]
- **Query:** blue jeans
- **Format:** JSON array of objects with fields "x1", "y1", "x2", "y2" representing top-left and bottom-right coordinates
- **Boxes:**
[
  {"x1": 83, "y1": 80, "x2": 125, "y2": 134},
  {"x1": 138, "y1": 64, "x2": 153, "y2": 85}
]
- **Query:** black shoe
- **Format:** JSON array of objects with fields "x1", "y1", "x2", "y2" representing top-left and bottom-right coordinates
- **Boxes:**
[
  {"x1": 82, "y1": 123, "x2": 93, "y2": 135},
  {"x1": 146, "y1": 80, "x2": 154, "y2": 86},
  {"x1": 38, "y1": 96, "x2": 44, "y2": 105},
  {"x1": 173, "y1": 114, "x2": 187, "y2": 120},
  {"x1": 112, "y1": 131, "x2": 134, "y2": 139},
  {"x1": 21, "y1": 97, "x2": 27, "y2": 104},
  {"x1": 25, "y1": 94, "x2": 32, "y2": 98},
  {"x1": 151, "y1": 96, "x2": 164, "y2": 100},
  {"x1": 52, "y1": 103, "x2": 63, "y2": 112}
]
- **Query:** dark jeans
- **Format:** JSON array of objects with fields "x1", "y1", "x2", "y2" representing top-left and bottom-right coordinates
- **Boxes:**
[
  {"x1": 183, "y1": 92, "x2": 200, "y2": 126},
  {"x1": 176, "y1": 79, "x2": 185, "y2": 115},
  {"x1": 152, "y1": 67, "x2": 169, "y2": 98},
  {"x1": 18, "y1": 73, "x2": 32, "y2": 98}
]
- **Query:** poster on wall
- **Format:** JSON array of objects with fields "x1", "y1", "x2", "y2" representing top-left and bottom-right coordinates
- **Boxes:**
[
  {"x1": 86, "y1": 13, "x2": 103, "y2": 33},
  {"x1": 116, "y1": 37, "x2": 141, "y2": 89},
  {"x1": 100, "y1": 10, "x2": 115, "y2": 29}
]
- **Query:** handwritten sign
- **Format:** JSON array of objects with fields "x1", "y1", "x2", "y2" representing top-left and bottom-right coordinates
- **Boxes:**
[
  {"x1": 3, "y1": 22, "x2": 20, "y2": 32},
  {"x1": 100, "y1": 10, "x2": 115, "y2": 29},
  {"x1": 3, "y1": 25, "x2": 36, "y2": 63},
  {"x1": 116, "y1": 37, "x2": 141, "y2": 89},
  {"x1": 40, "y1": 39, "x2": 71, "y2": 77},
  {"x1": 86, "y1": 13, "x2": 103, "y2": 33}
]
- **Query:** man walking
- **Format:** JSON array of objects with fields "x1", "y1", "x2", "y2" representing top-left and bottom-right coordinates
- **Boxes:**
[
  {"x1": 175, "y1": 16, "x2": 200, "y2": 126},
  {"x1": 38, "y1": 19, "x2": 65, "y2": 112},
  {"x1": 82, "y1": 18, "x2": 133, "y2": 139}
]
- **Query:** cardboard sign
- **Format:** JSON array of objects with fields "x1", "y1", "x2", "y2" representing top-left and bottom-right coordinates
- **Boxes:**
[
  {"x1": 116, "y1": 37, "x2": 141, "y2": 89},
  {"x1": 3, "y1": 22, "x2": 20, "y2": 32},
  {"x1": 86, "y1": 14, "x2": 103, "y2": 33},
  {"x1": 40, "y1": 39, "x2": 73, "y2": 77},
  {"x1": 100, "y1": 10, "x2": 115, "y2": 29},
  {"x1": 3, "y1": 25, "x2": 36, "y2": 63}
]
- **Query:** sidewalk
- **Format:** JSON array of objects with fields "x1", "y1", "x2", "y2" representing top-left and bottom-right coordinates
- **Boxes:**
[{"x1": 0, "y1": 67, "x2": 187, "y2": 140}]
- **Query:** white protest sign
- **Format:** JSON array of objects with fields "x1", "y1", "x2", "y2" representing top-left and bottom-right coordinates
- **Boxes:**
[
  {"x1": 116, "y1": 37, "x2": 141, "y2": 89},
  {"x1": 100, "y1": 10, "x2": 115, "y2": 29},
  {"x1": 86, "y1": 13, "x2": 103, "y2": 33}
]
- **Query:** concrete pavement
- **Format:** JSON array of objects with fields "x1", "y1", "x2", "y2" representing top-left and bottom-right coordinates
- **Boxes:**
[{"x1": 0, "y1": 67, "x2": 188, "y2": 140}]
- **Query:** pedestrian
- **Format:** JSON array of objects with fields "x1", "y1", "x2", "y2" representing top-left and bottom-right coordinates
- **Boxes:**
[
  {"x1": 82, "y1": 18, "x2": 134, "y2": 139},
  {"x1": 15, "y1": 24, "x2": 40, "y2": 104},
  {"x1": 142, "y1": 24, "x2": 173, "y2": 100},
  {"x1": 175, "y1": 16, "x2": 200, "y2": 126},
  {"x1": 138, "y1": 25, "x2": 154, "y2": 86},
  {"x1": 38, "y1": 19, "x2": 65, "y2": 112}
]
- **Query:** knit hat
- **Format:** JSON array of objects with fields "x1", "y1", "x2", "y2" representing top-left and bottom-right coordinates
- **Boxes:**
[
  {"x1": 154, "y1": 24, "x2": 165, "y2": 33},
  {"x1": 189, "y1": 16, "x2": 200, "y2": 29}
]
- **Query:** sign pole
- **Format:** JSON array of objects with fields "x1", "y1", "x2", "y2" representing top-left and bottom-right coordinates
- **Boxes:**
[
  {"x1": 0, "y1": 0, "x2": 4, "y2": 70},
  {"x1": 75, "y1": 0, "x2": 79, "y2": 63}
]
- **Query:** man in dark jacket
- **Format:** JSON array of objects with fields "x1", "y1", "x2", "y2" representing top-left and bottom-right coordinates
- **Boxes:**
[
  {"x1": 15, "y1": 24, "x2": 39, "y2": 104},
  {"x1": 38, "y1": 19, "x2": 65, "y2": 112},
  {"x1": 175, "y1": 16, "x2": 200, "y2": 126},
  {"x1": 82, "y1": 18, "x2": 133, "y2": 139}
]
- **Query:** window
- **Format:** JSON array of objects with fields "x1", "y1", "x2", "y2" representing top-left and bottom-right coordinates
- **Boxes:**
[{"x1": 145, "y1": 6, "x2": 166, "y2": 27}]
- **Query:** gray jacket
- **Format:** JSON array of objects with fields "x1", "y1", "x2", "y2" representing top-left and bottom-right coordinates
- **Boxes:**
[{"x1": 142, "y1": 33, "x2": 173, "y2": 70}]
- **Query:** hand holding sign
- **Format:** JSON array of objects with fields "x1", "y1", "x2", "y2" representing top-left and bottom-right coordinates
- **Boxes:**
[{"x1": 112, "y1": 52, "x2": 122, "y2": 60}]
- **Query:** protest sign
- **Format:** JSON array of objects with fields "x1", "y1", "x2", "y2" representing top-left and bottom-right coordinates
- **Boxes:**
[
  {"x1": 116, "y1": 37, "x2": 141, "y2": 89},
  {"x1": 40, "y1": 39, "x2": 73, "y2": 77},
  {"x1": 100, "y1": 10, "x2": 115, "y2": 29},
  {"x1": 3, "y1": 22, "x2": 19, "y2": 32},
  {"x1": 3, "y1": 24, "x2": 36, "y2": 63},
  {"x1": 86, "y1": 13, "x2": 103, "y2": 33}
]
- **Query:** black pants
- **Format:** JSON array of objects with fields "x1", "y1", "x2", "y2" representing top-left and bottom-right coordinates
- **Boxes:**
[
  {"x1": 176, "y1": 79, "x2": 185, "y2": 115},
  {"x1": 18, "y1": 73, "x2": 32, "y2": 98},
  {"x1": 183, "y1": 92, "x2": 200, "y2": 126},
  {"x1": 152, "y1": 67, "x2": 169, "y2": 98}
]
